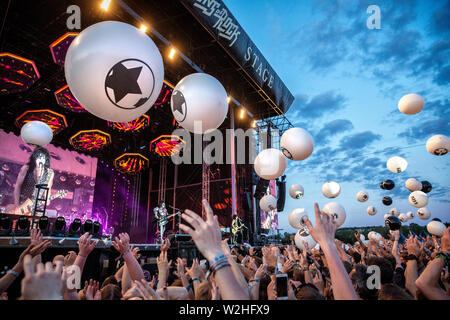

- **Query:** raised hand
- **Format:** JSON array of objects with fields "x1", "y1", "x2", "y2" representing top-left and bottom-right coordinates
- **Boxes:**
[
  {"x1": 112, "y1": 233, "x2": 130, "y2": 255},
  {"x1": 131, "y1": 246, "x2": 141, "y2": 260},
  {"x1": 281, "y1": 259, "x2": 295, "y2": 274},
  {"x1": 254, "y1": 263, "x2": 267, "y2": 280},
  {"x1": 179, "y1": 200, "x2": 223, "y2": 263},
  {"x1": 406, "y1": 236, "x2": 421, "y2": 257},
  {"x1": 85, "y1": 279, "x2": 100, "y2": 300},
  {"x1": 30, "y1": 228, "x2": 43, "y2": 247},
  {"x1": 78, "y1": 232, "x2": 97, "y2": 257},
  {"x1": 21, "y1": 255, "x2": 64, "y2": 300},
  {"x1": 304, "y1": 203, "x2": 337, "y2": 248},
  {"x1": 64, "y1": 251, "x2": 77, "y2": 267},
  {"x1": 156, "y1": 251, "x2": 172, "y2": 277},
  {"x1": 160, "y1": 238, "x2": 171, "y2": 252},
  {"x1": 267, "y1": 275, "x2": 277, "y2": 300}
]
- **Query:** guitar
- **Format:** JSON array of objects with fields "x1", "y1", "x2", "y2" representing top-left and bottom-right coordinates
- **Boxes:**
[{"x1": 13, "y1": 189, "x2": 68, "y2": 216}]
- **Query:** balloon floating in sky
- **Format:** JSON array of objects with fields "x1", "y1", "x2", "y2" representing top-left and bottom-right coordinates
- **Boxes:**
[
  {"x1": 427, "y1": 220, "x2": 446, "y2": 237},
  {"x1": 289, "y1": 184, "x2": 304, "y2": 199},
  {"x1": 280, "y1": 127, "x2": 314, "y2": 161},
  {"x1": 405, "y1": 178, "x2": 422, "y2": 192},
  {"x1": 288, "y1": 208, "x2": 308, "y2": 229},
  {"x1": 389, "y1": 208, "x2": 399, "y2": 217},
  {"x1": 406, "y1": 211, "x2": 415, "y2": 219},
  {"x1": 417, "y1": 207, "x2": 431, "y2": 220},
  {"x1": 357, "y1": 190, "x2": 369, "y2": 202},
  {"x1": 387, "y1": 156, "x2": 407, "y2": 173},
  {"x1": 409, "y1": 190, "x2": 428, "y2": 208},
  {"x1": 382, "y1": 196, "x2": 393, "y2": 206},
  {"x1": 398, "y1": 213, "x2": 408, "y2": 223},
  {"x1": 426, "y1": 134, "x2": 450, "y2": 156},
  {"x1": 254, "y1": 148, "x2": 287, "y2": 180},
  {"x1": 368, "y1": 231, "x2": 383, "y2": 241},
  {"x1": 65, "y1": 21, "x2": 164, "y2": 122},
  {"x1": 380, "y1": 180, "x2": 395, "y2": 190},
  {"x1": 322, "y1": 181, "x2": 341, "y2": 199},
  {"x1": 398, "y1": 93, "x2": 424, "y2": 115},
  {"x1": 367, "y1": 206, "x2": 377, "y2": 216},
  {"x1": 322, "y1": 202, "x2": 346, "y2": 228},
  {"x1": 171, "y1": 73, "x2": 228, "y2": 134},
  {"x1": 259, "y1": 194, "x2": 277, "y2": 212},
  {"x1": 294, "y1": 227, "x2": 316, "y2": 250},
  {"x1": 385, "y1": 216, "x2": 402, "y2": 230},
  {"x1": 20, "y1": 121, "x2": 53, "y2": 146},
  {"x1": 421, "y1": 181, "x2": 432, "y2": 193}
]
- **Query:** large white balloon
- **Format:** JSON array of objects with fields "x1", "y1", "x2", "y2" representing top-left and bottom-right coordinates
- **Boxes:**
[
  {"x1": 406, "y1": 211, "x2": 415, "y2": 219},
  {"x1": 398, "y1": 213, "x2": 408, "y2": 223},
  {"x1": 426, "y1": 134, "x2": 450, "y2": 156},
  {"x1": 294, "y1": 227, "x2": 316, "y2": 250},
  {"x1": 171, "y1": 73, "x2": 228, "y2": 134},
  {"x1": 405, "y1": 178, "x2": 422, "y2": 192},
  {"x1": 359, "y1": 234, "x2": 366, "y2": 241},
  {"x1": 389, "y1": 208, "x2": 399, "y2": 217},
  {"x1": 427, "y1": 220, "x2": 446, "y2": 237},
  {"x1": 322, "y1": 202, "x2": 346, "y2": 228},
  {"x1": 254, "y1": 148, "x2": 287, "y2": 180},
  {"x1": 289, "y1": 184, "x2": 305, "y2": 199},
  {"x1": 367, "y1": 206, "x2": 377, "y2": 216},
  {"x1": 321, "y1": 181, "x2": 341, "y2": 198},
  {"x1": 65, "y1": 21, "x2": 164, "y2": 122},
  {"x1": 280, "y1": 127, "x2": 314, "y2": 161},
  {"x1": 288, "y1": 208, "x2": 308, "y2": 229},
  {"x1": 417, "y1": 207, "x2": 431, "y2": 220},
  {"x1": 20, "y1": 121, "x2": 53, "y2": 146},
  {"x1": 409, "y1": 191, "x2": 428, "y2": 208},
  {"x1": 387, "y1": 156, "x2": 407, "y2": 173},
  {"x1": 357, "y1": 191, "x2": 369, "y2": 202},
  {"x1": 398, "y1": 93, "x2": 424, "y2": 115},
  {"x1": 368, "y1": 231, "x2": 382, "y2": 241},
  {"x1": 259, "y1": 194, "x2": 277, "y2": 212}
]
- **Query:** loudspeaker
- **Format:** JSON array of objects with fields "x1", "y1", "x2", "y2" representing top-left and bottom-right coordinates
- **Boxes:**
[
  {"x1": 177, "y1": 243, "x2": 198, "y2": 266},
  {"x1": 276, "y1": 180, "x2": 286, "y2": 212},
  {"x1": 254, "y1": 178, "x2": 270, "y2": 200}
]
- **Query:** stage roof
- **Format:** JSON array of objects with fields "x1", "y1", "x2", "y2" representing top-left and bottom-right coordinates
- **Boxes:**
[{"x1": 0, "y1": 0, "x2": 293, "y2": 160}]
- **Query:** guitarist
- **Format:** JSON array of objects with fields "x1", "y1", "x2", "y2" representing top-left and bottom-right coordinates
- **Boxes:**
[
  {"x1": 13, "y1": 147, "x2": 54, "y2": 214},
  {"x1": 231, "y1": 214, "x2": 245, "y2": 245}
]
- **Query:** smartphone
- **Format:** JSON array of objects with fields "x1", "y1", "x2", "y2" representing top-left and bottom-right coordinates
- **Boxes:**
[{"x1": 276, "y1": 273, "x2": 288, "y2": 300}]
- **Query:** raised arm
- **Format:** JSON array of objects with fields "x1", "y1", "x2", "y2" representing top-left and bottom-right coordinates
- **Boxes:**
[
  {"x1": 305, "y1": 203, "x2": 358, "y2": 300},
  {"x1": 180, "y1": 200, "x2": 249, "y2": 300},
  {"x1": 112, "y1": 233, "x2": 145, "y2": 282}
]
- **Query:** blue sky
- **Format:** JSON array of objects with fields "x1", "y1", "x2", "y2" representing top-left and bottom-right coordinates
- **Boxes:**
[{"x1": 224, "y1": 0, "x2": 450, "y2": 232}]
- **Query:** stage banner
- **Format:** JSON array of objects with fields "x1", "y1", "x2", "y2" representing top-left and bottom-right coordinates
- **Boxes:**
[
  {"x1": 260, "y1": 180, "x2": 278, "y2": 231},
  {"x1": 180, "y1": 0, "x2": 294, "y2": 115}
]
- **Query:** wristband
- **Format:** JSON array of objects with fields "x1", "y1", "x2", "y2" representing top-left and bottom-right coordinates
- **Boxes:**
[
  {"x1": 208, "y1": 253, "x2": 227, "y2": 266},
  {"x1": 192, "y1": 277, "x2": 200, "y2": 283},
  {"x1": 405, "y1": 254, "x2": 418, "y2": 261},
  {"x1": 211, "y1": 261, "x2": 230, "y2": 275},
  {"x1": 7, "y1": 270, "x2": 19, "y2": 277},
  {"x1": 249, "y1": 279, "x2": 260, "y2": 283}
]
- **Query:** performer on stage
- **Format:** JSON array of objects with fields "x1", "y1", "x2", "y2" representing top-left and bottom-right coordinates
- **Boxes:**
[
  {"x1": 154, "y1": 202, "x2": 168, "y2": 244},
  {"x1": 231, "y1": 214, "x2": 245, "y2": 245},
  {"x1": 13, "y1": 147, "x2": 54, "y2": 215}
]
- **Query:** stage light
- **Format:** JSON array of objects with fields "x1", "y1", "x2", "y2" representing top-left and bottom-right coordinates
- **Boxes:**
[
  {"x1": 93, "y1": 221, "x2": 102, "y2": 238},
  {"x1": 52, "y1": 216, "x2": 66, "y2": 237},
  {"x1": 227, "y1": 96, "x2": 231, "y2": 104},
  {"x1": 252, "y1": 120, "x2": 257, "y2": 128},
  {"x1": 38, "y1": 216, "x2": 50, "y2": 236},
  {"x1": 100, "y1": 0, "x2": 111, "y2": 11},
  {"x1": 169, "y1": 47, "x2": 176, "y2": 60},
  {"x1": 15, "y1": 216, "x2": 30, "y2": 236},
  {"x1": 0, "y1": 215, "x2": 12, "y2": 236},
  {"x1": 139, "y1": 24, "x2": 148, "y2": 33},
  {"x1": 83, "y1": 219, "x2": 93, "y2": 234},
  {"x1": 240, "y1": 109, "x2": 245, "y2": 119},
  {"x1": 68, "y1": 218, "x2": 82, "y2": 237}
]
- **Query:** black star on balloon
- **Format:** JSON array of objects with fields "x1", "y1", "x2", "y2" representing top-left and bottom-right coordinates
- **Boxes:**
[
  {"x1": 171, "y1": 90, "x2": 185, "y2": 115},
  {"x1": 105, "y1": 63, "x2": 142, "y2": 103}
]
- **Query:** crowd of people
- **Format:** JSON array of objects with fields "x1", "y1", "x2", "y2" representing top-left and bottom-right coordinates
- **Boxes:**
[{"x1": 0, "y1": 200, "x2": 448, "y2": 300}]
